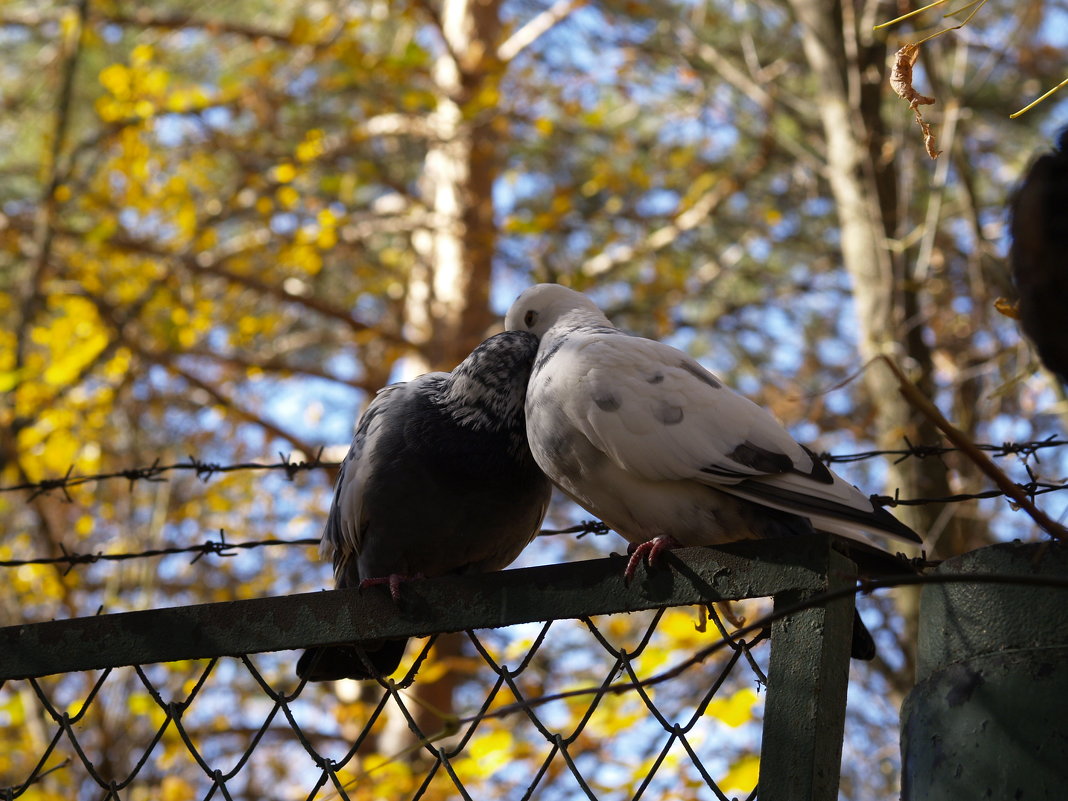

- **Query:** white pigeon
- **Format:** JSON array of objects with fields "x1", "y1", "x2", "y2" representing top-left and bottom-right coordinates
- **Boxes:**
[
  {"x1": 506, "y1": 284, "x2": 921, "y2": 658},
  {"x1": 297, "y1": 331, "x2": 552, "y2": 681}
]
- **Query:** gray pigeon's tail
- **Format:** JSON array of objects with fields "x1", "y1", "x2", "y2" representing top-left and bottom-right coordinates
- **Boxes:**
[
  {"x1": 296, "y1": 639, "x2": 408, "y2": 682},
  {"x1": 851, "y1": 614, "x2": 876, "y2": 660},
  {"x1": 832, "y1": 535, "x2": 919, "y2": 661}
]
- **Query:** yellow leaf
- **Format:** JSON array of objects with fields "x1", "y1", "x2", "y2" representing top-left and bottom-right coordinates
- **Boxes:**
[
  {"x1": 276, "y1": 185, "x2": 300, "y2": 209},
  {"x1": 59, "y1": 7, "x2": 80, "y2": 47},
  {"x1": 128, "y1": 693, "x2": 153, "y2": 715},
  {"x1": 0, "y1": 370, "x2": 22, "y2": 393},
  {"x1": 131, "y1": 43, "x2": 154, "y2": 66},
  {"x1": 290, "y1": 16, "x2": 314, "y2": 44},
  {"x1": 75, "y1": 515, "x2": 93, "y2": 536},
  {"x1": 161, "y1": 775, "x2": 196, "y2": 801},
  {"x1": 99, "y1": 63, "x2": 130, "y2": 98},
  {"x1": 994, "y1": 297, "x2": 1019, "y2": 319},
  {"x1": 0, "y1": 692, "x2": 25, "y2": 727},
  {"x1": 706, "y1": 687, "x2": 759, "y2": 727},
  {"x1": 143, "y1": 68, "x2": 169, "y2": 96},
  {"x1": 317, "y1": 227, "x2": 338, "y2": 250},
  {"x1": 177, "y1": 327, "x2": 197, "y2": 348},
  {"x1": 272, "y1": 162, "x2": 297, "y2": 184},
  {"x1": 467, "y1": 729, "x2": 512, "y2": 776},
  {"x1": 296, "y1": 129, "x2": 326, "y2": 162},
  {"x1": 720, "y1": 753, "x2": 759, "y2": 793},
  {"x1": 166, "y1": 88, "x2": 194, "y2": 112},
  {"x1": 175, "y1": 203, "x2": 197, "y2": 238}
]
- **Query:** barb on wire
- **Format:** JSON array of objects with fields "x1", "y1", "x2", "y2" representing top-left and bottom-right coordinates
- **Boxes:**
[
  {"x1": 817, "y1": 434, "x2": 1068, "y2": 465},
  {"x1": 539, "y1": 520, "x2": 612, "y2": 537},
  {"x1": 3, "y1": 440, "x2": 1066, "y2": 500},
  {"x1": 871, "y1": 478, "x2": 1068, "y2": 509},
  {"x1": 2, "y1": 450, "x2": 337, "y2": 498},
  {"x1": 4, "y1": 438, "x2": 1068, "y2": 572},
  {"x1": 0, "y1": 531, "x2": 321, "y2": 572},
  {"x1": 5, "y1": 484, "x2": 1068, "y2": 571},
  {"x1": 0, "y1": 522, "x2": 612, "y2": 572}
]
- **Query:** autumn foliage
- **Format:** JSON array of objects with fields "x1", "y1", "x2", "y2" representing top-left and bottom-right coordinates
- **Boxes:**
[{"x1": 1, "y1": 1, "x2": 1064, "y2": 799}]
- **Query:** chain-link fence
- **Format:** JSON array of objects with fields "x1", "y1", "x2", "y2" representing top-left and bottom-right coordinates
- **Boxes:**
[{"x1": 2, "y1": 536, "x2": 861, "y2": 801}]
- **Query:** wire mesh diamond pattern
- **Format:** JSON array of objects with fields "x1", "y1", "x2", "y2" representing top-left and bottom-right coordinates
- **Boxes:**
[
  {"x1": 3, "y1": 607, "x2": 769, "y2": 801},
  {"x1": 2, "y1": 539, "x2": 856, "y2": 801}
]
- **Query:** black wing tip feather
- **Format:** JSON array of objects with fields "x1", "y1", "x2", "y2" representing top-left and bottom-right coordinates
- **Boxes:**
[
  {"x1": 868, "y1": 502, "x2": 923, "y2": 544},
  {"x1": 732, "y1": 479, "x2": 923, "y2": 544},
  {"x1": 851, "y1": 614, "x2": 877, "y2": 660}
]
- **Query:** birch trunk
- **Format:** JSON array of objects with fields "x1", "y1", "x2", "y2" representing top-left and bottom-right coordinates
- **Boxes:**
[{"x1": 406, "y1": 0, "x2": 502, "y2": 373}]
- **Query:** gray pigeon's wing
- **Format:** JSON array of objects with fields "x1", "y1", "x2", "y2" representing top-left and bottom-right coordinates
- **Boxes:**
[{"x1": 321, "y1": 382, "x2": 415, "y2": 584}]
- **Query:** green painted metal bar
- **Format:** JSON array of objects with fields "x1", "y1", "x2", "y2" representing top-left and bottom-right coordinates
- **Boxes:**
[
  {"x1": 758, "y1": 544, "x2": 856, "y2": 801},
  {"x1": 0, "y1": 536, "x2": 837, "y2": 681}
]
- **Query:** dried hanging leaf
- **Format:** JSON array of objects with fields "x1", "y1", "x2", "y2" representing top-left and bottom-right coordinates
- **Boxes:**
[
  {"x1": 917, "y1": 112, "x2": 941, "y2": 158},
  {"x1": 890, "y1": 43, "x2": 942, "y2": 159},
  {"x1": 993, "y1": 297, "x2": 1020, "y2": 319},
  {"x1": 890, "y1": 43, "x2": 935, "y2": 108}
]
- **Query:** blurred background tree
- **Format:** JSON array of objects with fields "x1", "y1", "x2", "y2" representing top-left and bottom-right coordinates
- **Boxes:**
[{"x1": 1, "y1": 0, "x2": 1065, "y2": 799}]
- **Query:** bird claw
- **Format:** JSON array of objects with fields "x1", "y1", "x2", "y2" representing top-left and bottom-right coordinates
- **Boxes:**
[
  {"x1": 359, "y1": 573, "x2": 423, "y2": 603},
  {"x1": 623, "y1": 535, "x2": 681, "y2": 583}
]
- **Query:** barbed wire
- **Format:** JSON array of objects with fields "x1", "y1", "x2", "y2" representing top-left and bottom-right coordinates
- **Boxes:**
[
  {"x1": 2, "y1": 439, "x2": 1066, "y2": 572},
  {"x1": 2, "y1": 438, "x2": 1065, "y2": 500},
  {"x1": 0, "y1": 530, "x2": 321, "y2": 574},
  {"x1": 0, "y1": 451, "x2": 334, "y2": 500},
  {"x1": 0, "y1": 523, "x2": 614, "y2": 572},
  {"x1": 816, "y1": 435, "x2": 1068, "y2": 465}
]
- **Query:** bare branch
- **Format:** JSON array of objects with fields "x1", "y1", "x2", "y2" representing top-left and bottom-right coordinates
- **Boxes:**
[
  {"x1": 497, "y1": 0, "x2": 586, "y2": 63},
  {"x1": 149, "y1": 348, "x2": 323, "y2": 457},
  {"x1": 582, "y1": 141, "x2": 771, "y2": 278},
  {"x1": 182, "y1": 348, "x2": 377, "y2": 393},
  {"x1": 879, "y1": 355, "x2": 1068, "y2": 540},
  {"x1": 95, "y1": 9, "x2": 296, "y2": 44}
]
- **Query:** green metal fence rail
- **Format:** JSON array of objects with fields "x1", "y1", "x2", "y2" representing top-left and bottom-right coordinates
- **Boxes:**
[{"x1": 0, "y1": 534, "x2": 857, "y2": 801}]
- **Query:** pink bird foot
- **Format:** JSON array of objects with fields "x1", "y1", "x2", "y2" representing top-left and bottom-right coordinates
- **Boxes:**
[
  {"x1": 359, "y1": 573, "x2": 424, "y2": 603},
  {"x1": 624, "y1": 535, "x2": 682, "y2": 583}
]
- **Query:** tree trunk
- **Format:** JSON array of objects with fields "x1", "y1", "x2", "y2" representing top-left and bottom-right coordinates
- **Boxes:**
[
  {"x1": 786, "y1": 0, "x2": 968, "y2": 689},
  {"x1": 406, "y1": 0, "x2": 502, "y2": 373},
  {"x1": 375, "y1": 0, "x2": 506, "y2": 762},
  {"x1": 786, "y1": 0, "x2": 961, "y2": 549}
]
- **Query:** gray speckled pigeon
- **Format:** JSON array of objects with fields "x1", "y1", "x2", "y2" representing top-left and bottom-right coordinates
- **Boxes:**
[
  {"x1": 505, "y1": 284, "x2": 922, "y2": 660},
  {"x1": 297, "y1": 331, "x2": 552, "y2": 681}
]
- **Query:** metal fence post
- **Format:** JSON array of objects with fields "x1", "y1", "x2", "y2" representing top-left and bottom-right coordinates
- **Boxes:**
[{"x1": 758, "y1": 543, "x2": 855, "y2": 801}]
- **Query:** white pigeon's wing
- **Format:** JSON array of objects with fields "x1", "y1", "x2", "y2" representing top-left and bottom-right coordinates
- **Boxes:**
[
  {"x1": 554, "y1": 335, "x2": 815, "y2": 482},
  {"x1": 549, "y1": 334, "x2": 920, "y2": 544}
]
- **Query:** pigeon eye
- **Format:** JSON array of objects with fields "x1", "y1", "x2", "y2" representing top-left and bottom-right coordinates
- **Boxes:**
[{"x1": 524, "y1": 310, "x2": 538, "y2": 328}]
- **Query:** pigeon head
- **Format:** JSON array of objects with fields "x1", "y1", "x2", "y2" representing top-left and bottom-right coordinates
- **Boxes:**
[
  {"x1": 443, "y1": 330, "x2": 540, "y2": 433},
  {"x1": 505, "y1": 283, "x2": 609, "y2": 339}
]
